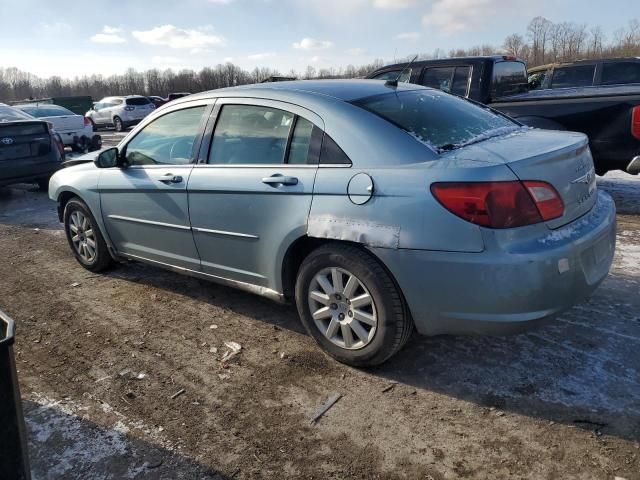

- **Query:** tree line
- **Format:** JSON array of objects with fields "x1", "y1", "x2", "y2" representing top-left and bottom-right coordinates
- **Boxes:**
[{"x1": 1, "y1": 17, "x2": 639, "y2": 103}]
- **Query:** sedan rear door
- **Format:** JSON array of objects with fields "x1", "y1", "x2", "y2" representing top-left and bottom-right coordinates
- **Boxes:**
[{"x1": 187, "y1": 99, "x2": 323, "y2": 291}]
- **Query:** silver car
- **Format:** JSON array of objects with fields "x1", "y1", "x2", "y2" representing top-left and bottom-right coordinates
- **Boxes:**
[{"x1": 49, "y1": 80, "x2": 616, "y2": 366}]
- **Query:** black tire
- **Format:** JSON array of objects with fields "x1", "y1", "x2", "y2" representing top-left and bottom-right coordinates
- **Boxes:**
[
  {"x1": 36, "y1": 178, "x2": 49, "y2": 191},
  {"x1": 63, "y1": 198, "x2": 113, "y2": 272},
  {"x1": 113, "y1": 116, "x2": 123, "y2": 132},
  {"x1": 295, "y1": 244, "x2": 412, "y2": 367}
]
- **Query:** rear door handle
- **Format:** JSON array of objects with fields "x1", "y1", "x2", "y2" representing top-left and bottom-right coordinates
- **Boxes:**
[
  {"x1": 158, "y1": 173, "x2": 183, "y2": 184},
  {"x1": 262, "y1": 174, "x2": 298, "y2": 186}
]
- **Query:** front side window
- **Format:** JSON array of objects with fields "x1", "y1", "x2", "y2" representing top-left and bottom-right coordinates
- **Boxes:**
[
  {"x1": 354, "y1": 90, "x2": 518, "y2": 152},
  {"x1": 208, "y1": 105, "x2": 295, "y2": 165},
  {"x1": 492, "y1": 61, "x2": 528, "y2": 98},
  {"x1": 124, "y1": 106, "x2": 206, "y2": 166},
  {"x1": 126, "y1": 97, "x2": 151, "y2": 106},
  {"x1": 601, "y1": 62, "x2": 640, "y2": 86},
  {"x1": 373, "y1": 69, "x2": 412, "y2": 83},
  {"x1": 550, "y1": 65, "x2": 595, "y2": 88},
  {"x1": 451, "y1": 66, "x2": 471, "y2": 96}
]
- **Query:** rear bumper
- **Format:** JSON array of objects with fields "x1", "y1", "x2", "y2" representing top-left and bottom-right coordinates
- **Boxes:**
[
  {"x1": 57, "y1": 126, "x2": 94, "y2": 145},
  {"x1": 0, "y1": 153, "x2": 63, "y2": 187},
  {"x1": 372, "y1": 190, "x2": 617, "y2": 336}
]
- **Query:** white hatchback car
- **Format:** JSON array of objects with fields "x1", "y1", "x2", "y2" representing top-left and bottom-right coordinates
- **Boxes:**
[{"x1": 86, "y1": 95, "x2": 155, "y2": 132}]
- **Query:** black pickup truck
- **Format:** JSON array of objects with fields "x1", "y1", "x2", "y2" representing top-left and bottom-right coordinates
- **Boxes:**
[{"x1": 368, "y1": 56, "x2": 640, "y2": 174}]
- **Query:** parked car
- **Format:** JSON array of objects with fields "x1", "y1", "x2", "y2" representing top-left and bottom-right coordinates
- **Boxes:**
[
  {"x1": 528, "y1": 58, "x2": 640, "y2": 90},
  {"x1": 15, "y1": 103, "x2": 100, "y2": 153},
  {"x1": 86, "y1": 96, "x2": 155, "y2": 132},
  {"x1": 49, "y1": 80, "x2": 616, "y2": 366},
  {"x1": 166, "y1": 92, "x2": 191, "y2": 102},
  {"x1": 147, "y1": 96, "x2": 166, "y2": 108},
  {"x1": 1, "y1": 103, "x2": 64, "y2": 189},
  {"x1": 10, "y1": 96, "x2": 94, "y2": 116},
  {"x1": 368, "y1": 56, "x2": 640, "y2": 174}
]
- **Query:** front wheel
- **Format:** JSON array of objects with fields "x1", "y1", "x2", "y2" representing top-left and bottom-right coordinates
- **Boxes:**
[
  {"x1": 113, "y1": 116, "x2": 124, "y2": 132},
  {"x1": 295, "y1": 244, "x2": 412, "y2": 367},
  {"x1": 63, "y1": 198, "x2": 113, "y2": 272}
]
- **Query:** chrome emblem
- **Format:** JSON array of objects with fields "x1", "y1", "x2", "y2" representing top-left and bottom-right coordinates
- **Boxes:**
[
  {"x1": 571, "y1": 169, "x2": 594, "y2": 185},
  {"x1": 1, "y1": 137, "x2": 14, "y2": 145}
]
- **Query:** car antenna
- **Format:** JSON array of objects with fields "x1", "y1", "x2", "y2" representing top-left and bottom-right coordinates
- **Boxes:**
[{"x1": 385, "y1": 55, "x2": 418, "y2": 88}]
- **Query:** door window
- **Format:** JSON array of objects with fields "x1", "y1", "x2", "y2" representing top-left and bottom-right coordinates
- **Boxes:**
[
  {"x1": 124, "y1": 106, "x2": 206, "y2": 166},
  {"x1": 451, "y1": 66, "x2": 471, "y2": 96},
  {"x1": 421, "y1": 67, "x2": 455, "y2": 92},
  {"x1": 208, "y1": 105, "x2": 296, "y2": 165},
  {"x1": 550, "y1": 65, "x2": 595, "y2": 88},
  {"x1": 601, "y1": 62, "x2": 640, "y2": 85}
]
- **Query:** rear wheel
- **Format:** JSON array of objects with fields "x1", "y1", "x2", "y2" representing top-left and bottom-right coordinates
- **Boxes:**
[
  {"x1": 113, "y1": 116, "x2": 124, "y2": 132},
  {"x1": 295, "y1": 244, "x2": 412, "y2": 367},
  {"x1": 63, "y1": 198, "x2": 113, "y2": 272}
]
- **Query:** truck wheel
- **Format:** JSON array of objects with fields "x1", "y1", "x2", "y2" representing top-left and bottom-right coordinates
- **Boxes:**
[
  {"x1": 63, "y1": 198, "x2": 113, "y2": 272},
  {"x1": 113, "y1": 116, "x2": 124, "y2": 132},
  {"x1": 295, "y1": 244, "x2": 412, "y2": 367}
]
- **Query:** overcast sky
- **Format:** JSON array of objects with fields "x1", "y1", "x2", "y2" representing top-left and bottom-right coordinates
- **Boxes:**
[{"x1": 2, "y1": 0, "x2": 637, "y2": 78}]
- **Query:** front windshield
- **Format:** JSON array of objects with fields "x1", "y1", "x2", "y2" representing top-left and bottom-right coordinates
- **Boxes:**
[{"x1": 353, "y1": 90, "x2": 518, "y2": 151}]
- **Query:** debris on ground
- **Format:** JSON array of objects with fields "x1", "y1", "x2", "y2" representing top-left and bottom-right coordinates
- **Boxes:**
[
  {"x1": 210, "y1": 324, "x2": 218, "y2": 329},
  {"x1": 70, "y1": 282, "x2": 80, "y2": 287},
  {"x1": 171, "y1": 388, "x2": 186, "y2": 400},
  {"x1": 382, "y1": 381, "x2": 397, "y2": 393},
  {"x1": 136, "y1": 372, "x2": 147, "y2": 380},
  {"x1": 311, "y1": 392, "x2": 342, "y2": 424},
  {"x1": 279, "y1": 352, "x2": 287, "y2": 359},
  {"x1": 221, "y1": 342, "x2": 242, "y2": 363},
  {"x1": 209, "y1": 346, "x2": 218, "y2": 354}
]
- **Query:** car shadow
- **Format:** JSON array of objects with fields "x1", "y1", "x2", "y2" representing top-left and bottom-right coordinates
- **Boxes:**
[
  {"x1": 105, "y1": 259, "x2": 640, "y2": 442},
  {"x1": 23, "y1": 399, "x2": 225, "y2": 479}
]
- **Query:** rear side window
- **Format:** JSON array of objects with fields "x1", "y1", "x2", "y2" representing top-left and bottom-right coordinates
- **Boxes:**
[
  {"x1": 550, "y1": 65, "x2": 595, "y2": 88},
  {"x1": 601, "y1": 62, "x2": 640, "y2": 85},
  {"x1": 126, "y1": 97, "x2": 151, "y2": 106},
  {"x1": 320, "y1": 134, "x2": 351, "y2": 165},
  {"x1": 421, "y1": 67, "x2": 455, "y2": 92},
  {"x1": 209, "y1": 105, "x2": 294, "y2": 165},
  {"x1": 492, "y1": 61, "x2": 528, "y2": 97},
  {"x1": 373, "y1": 70, "x2": 412, "y2": 83},
  {"x1": 354, "y1": 90, "x2": 517, "y2": 151},
  {"x1": 124, "y1": 106, "x2": 206, "y2": 166}
]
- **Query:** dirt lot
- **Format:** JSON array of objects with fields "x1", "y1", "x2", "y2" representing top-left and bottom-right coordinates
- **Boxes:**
[{"x1": 0, "y1": 165, "x2": 639, "y2": 479}]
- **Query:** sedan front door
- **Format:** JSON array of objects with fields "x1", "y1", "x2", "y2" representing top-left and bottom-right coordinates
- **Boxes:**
[
  {"x1": 187, "y1": 99, "x2": 323, "y2": 291},
  {"x1": 99, "y1": 102, "x2": 211, "y2": 270}
]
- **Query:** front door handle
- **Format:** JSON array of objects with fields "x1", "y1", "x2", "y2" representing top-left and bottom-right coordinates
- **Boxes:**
[
  {"x1": 262, "y1": 174, "x2": 298, "y2": 186},
  {"x1": 158, "y1": 174, "x2": 183, "y2": 184}
]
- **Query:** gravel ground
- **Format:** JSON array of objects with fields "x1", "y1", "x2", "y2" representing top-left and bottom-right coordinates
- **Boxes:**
[{"x1": 0, "y1": 169, "x2": 639, "y2": 479}]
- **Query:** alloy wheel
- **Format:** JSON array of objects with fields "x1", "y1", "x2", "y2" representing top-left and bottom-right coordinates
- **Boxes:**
[
  {"x1": 69, "y1": 210, "x2": 97, "y2": 263},
  {"x1": 308, "y1": 267, "x2": 377, "y2": 350}
]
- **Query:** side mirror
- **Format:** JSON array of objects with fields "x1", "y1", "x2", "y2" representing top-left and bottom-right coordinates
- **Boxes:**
[{"x1": 95, "y1": 147, "x2": 120, "y2": 168}]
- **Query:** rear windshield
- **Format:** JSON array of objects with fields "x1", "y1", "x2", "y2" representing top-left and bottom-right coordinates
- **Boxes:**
[
  {"x1": 18, "y1": 105, "x2": 74, "y2": 117},
  {"x1": 0, "y1": 105, "x2": 34, "y2": 122},
  {"x1": 492, "y1": 61, "x2": 528, "y2": 97},
  {"x1": 126, "y1": 97, "x2": 151, "y2": 106},
  {"x1": 353, "y1": 90, "x2": 518, "y2": 151}
]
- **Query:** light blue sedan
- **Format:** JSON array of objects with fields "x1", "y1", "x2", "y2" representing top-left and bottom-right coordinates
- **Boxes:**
[{"x1": 49, "y1": 80, "x2": 616, "y2": 366}]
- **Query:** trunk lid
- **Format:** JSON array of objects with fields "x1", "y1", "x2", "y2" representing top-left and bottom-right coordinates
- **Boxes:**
[
  {"x1": 453, "y1": 129, "x2": 597, "y2": 229},
  {"x1": 0, "y1": 121, "x2": 52, "y2": 163},
  {"x1": 41, "y1": 114, "x2": 84, "y2": 133}
]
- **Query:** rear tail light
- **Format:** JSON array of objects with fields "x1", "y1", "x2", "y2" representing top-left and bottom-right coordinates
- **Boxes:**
[
  {"x1": 53, "y1": 134, "x2": 65, "y2": 157},
  {"x1": 632, "y1": 106, "x2": 640, "y2": 140},
  {"x1": 83, "y1": 116, "x2": 92, "y2": 126},
  {"x1": 430, "y1": 181, "x2": 564, "y2": 229},
  {"x1": 124, "y1": 106, "x2": 135, "y2": 111}
]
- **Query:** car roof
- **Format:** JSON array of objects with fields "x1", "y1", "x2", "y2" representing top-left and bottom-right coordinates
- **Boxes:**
[{"x1": 184, "y1": 79, "x2": 426, "y2": 104}]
